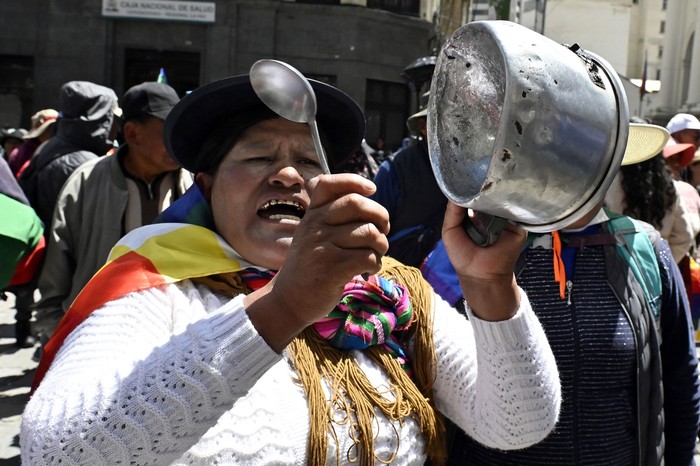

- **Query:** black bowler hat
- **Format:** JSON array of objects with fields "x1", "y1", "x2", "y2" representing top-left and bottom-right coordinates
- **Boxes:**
[
  {"x1": 163, "y1": 75, "x2": 366, "y2": 173},
  {"x1": 122, "y1": 82, "x2": 180, "y2": 121}
]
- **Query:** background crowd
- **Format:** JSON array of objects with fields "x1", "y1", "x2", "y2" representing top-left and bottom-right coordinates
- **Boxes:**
[{"x1": 2, "y1": 59, "x2": 700, "y2": 464}]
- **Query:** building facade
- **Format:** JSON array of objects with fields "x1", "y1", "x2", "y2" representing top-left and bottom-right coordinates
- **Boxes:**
[
  {"x1": 521, "y1": 0, "x2": 699, "y2": 124},
  {"x1": 652, "y1": 0, "x2": 700, "y2": 122},
  {"x1": 5, "y1": 1, "x2": 695, "y2": 151},
  {"x1": 0, "y1": 0, "x2": 437, "y2": 152}
]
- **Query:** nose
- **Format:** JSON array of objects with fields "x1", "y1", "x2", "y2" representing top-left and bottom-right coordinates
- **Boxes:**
[{"x1": 269, "y1": 164, "x2": 304, "y2": 187}]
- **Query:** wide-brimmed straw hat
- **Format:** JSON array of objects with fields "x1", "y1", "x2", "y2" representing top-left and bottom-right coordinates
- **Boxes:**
[
  {"x1": 164, "y1": 74, "x2": 365, "y2": 173},
  {"x1": 406, "y1": 90, "x2": 430, "y2": 135},
  {"x1": 663, "y1": 136, "x2": 695, "y2": 169},
  {"x1": 621, "y1": 123, "x2": 670, "y2": 166},
  {"x1": 406, "y1": 108, "x2": 427, "y2": 135}
]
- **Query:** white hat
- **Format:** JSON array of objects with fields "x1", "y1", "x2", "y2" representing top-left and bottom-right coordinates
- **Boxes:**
[
  {"x1": 666, "y1": 113, "x2": 700, "y2": 135},
  {"x1": 621, "y1": 123, "x2": 670, "y2": 166}
]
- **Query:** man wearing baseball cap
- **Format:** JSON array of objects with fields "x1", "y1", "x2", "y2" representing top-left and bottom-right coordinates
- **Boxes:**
[
  {"x1": 666, "y1": 112, "x2": 700, "y2": 149},
  {"x1": 33, "y1": 82, "x2": 193, "y2": 348}
]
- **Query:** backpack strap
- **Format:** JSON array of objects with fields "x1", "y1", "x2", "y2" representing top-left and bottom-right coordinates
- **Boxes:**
[
  {"x1": 519, "y1": 212, "x2": 662, "y2": 320},
  {"x1": 605, "y1": 211, "x2": 662, "y2": 320}
]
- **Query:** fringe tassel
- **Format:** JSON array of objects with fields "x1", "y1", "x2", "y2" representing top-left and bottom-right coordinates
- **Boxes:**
[
  {"x1": 194, "y1": 259, "x2": 447, "y2": 465},
  {"x1": 289, "y1": 257, "x2": 446, "y2": 466}
]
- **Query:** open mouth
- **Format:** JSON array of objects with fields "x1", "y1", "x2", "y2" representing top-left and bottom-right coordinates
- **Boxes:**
[{"x1": 258, "y1": 199, "x2": 306, "y2": 221}]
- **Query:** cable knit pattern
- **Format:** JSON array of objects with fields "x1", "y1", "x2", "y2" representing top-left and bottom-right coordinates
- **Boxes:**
[
  {"x1": 431, "y1": 289, "x2": 560, "y2": 450},
  {"x1": 21, "y1": 281, "x2": 560, "y2": 465}
]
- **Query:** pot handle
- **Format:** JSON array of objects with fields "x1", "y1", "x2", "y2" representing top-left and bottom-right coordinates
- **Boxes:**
[{"x1": 463, "y1": 212, "x2": 508, "y2": 247}]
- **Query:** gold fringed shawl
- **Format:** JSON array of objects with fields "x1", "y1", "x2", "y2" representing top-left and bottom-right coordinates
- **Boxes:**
[{"x1": 192, "y1": 256, "x2": 446, "y2": 465}]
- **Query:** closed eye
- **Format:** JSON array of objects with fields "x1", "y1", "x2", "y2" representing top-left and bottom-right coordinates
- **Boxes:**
[
  {"x1": 244, "y1": 156, "x2": 274, "y2": 163},
  {"x1": 298, "y1": 158, "x2": 320, "y2": 167}
]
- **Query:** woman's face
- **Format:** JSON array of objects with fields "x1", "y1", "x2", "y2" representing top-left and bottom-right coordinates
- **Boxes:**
[{"x1": 196, "y1": 118, "x2": 323, "y2": 270}]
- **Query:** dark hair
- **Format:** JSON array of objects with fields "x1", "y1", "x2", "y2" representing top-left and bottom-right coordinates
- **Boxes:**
[{"x1": 619, "y1": 154, "x2": 677, "y2": 229}]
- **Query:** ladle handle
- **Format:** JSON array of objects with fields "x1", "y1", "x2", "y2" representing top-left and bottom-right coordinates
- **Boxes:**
[
  {"x1": 462, "y1": 212, "x2": 508, "y2": 247},
  {"x1": 309, "y1": 120, "x2": 331, "y2": 175}
]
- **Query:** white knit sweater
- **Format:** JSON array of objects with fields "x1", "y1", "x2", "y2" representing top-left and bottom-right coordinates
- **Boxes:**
[{"x1": 21, "y1": 280, "x2": 560, "y2": 465}]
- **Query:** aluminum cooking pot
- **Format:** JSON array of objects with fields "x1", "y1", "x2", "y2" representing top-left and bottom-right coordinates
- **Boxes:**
[{"x1": 428, "y1": 20, "x2": 629, "y2": 245}]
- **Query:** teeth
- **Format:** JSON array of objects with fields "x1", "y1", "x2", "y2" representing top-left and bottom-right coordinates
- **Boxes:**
[
  {"x1": 260, "y1": 200, "x2": 305, "y2": 221},
  {"x1": 261, "y1": 200, "x2": 304, "y2": 211}
]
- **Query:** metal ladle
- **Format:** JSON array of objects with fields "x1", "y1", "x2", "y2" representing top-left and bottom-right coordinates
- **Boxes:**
[{"x1": 249, "y1": 59, "x2": 331, "y2": 174}]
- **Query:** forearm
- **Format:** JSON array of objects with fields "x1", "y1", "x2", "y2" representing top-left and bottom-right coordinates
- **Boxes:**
[
  {"x1": 459, "y1": 274, "x2": 520, "y2": 321},
  {"x1": 244, "y1": 279, "x2": 315, "y2": 353},
  {"x1": 432, "y1": 290, "x2": 561, "y2": 450},
  {"x1": 662, "y1": 327, "x2": 699, "y2": 465},
  {"x1": 663, "y1": 375, "x2": 700, "y2": 465}
]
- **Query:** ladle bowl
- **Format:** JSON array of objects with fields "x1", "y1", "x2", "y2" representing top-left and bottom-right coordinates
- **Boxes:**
[{"x1": 250, "y1": 59, "x2": 331, "y2": 174}]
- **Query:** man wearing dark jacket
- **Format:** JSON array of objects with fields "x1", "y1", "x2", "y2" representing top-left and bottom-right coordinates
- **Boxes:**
[
  {"x1": 15, "y1": 81, "x2": 118, "y2": 347},
  {"x1": 19, "y1": 81, "x2": 119, "y2": 229}
]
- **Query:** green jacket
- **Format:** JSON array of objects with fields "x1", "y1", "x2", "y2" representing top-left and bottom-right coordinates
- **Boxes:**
[{"x1": 0, "y1": 194, "x2": 43, "y2": 289}]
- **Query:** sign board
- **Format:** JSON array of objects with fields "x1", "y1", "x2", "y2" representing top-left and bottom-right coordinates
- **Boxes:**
[{"x1": 102, "y1": 0, "x2": 216, "y2": 23}]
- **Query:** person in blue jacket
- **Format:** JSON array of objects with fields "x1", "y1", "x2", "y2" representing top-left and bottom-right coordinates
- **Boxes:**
[{"x1": 371, "y1": 106, "x2": 447, "y2": 267}]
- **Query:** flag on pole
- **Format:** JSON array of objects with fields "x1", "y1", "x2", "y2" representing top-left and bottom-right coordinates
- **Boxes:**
[
  {"x1": 639, "y1": 53, "x2": 647, "y2": 99},
  {"x1": 157, "y1": 67, "x2": 168, "y2": 84}
]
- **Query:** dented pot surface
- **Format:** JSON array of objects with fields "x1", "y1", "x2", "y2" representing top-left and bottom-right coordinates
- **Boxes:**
[{"x1": 428, "y1": 20, "x2": 629, "y2": 232}]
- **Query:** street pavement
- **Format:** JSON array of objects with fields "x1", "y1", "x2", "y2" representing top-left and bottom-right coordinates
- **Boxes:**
[
  {"x1": 0, "y1": 293, "x2": 36, "y2": 465},
  {"x1": 1, "y1": 292, "x2": 699, "y2": 465}
]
